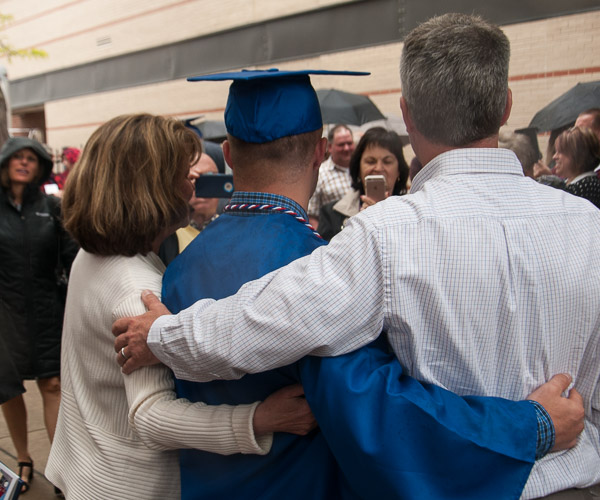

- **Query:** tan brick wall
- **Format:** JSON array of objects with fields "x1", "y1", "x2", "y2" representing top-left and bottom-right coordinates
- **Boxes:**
[
  {"x1": 504, "y1": 12, "x2": 600, "y2": 160},
  {"x1": 2, "y1": 0, "x2": 353, "y2": 79},
  {"x1": 11, "y1": 110, "x2": 46, "y2": 139},
  {"x1": 8, "y1": 6, "x2": 597, "y2": 154}
]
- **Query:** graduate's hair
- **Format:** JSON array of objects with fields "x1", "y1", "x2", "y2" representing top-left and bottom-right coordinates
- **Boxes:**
[
  {"x1": 227, "y1": 129, "x2": 323, "y2": 184},
  {"x1": 62, "y1": 113, "x2": 202, "y2": 256},
  {"x1": 400, "y1": 13, "x2": 510, "y2": 147}
]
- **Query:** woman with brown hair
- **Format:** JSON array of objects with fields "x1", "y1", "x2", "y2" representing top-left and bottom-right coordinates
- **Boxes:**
[
  {"x1": 552, "y1": 126, "x2": 600, "y2": 208},
  {"x1": 45, "y1": 114, "x2": 315, "y2": 500},
  {"x1": 0, "y1": 137, "x2": 78, "y2": 494},
  {"x1": 318, "y1": 127, "x2": 409, "y2": 241}
]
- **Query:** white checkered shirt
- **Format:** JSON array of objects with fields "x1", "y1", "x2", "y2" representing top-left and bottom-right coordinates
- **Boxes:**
[
  {"x1": 150, "y1": 148, "x2": 600, "y2": 498},
  {"x1": 307, "y1": 157, "x2": 352, "y2": 218}
]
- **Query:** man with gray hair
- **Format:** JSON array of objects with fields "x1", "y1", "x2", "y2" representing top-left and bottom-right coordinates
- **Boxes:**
[
  {"x1": 115, "y1": 14, "x2": 598, "y2": 499},
  {"x1": 499, "y1": 128, "x2": 539, "y2": 177},
  {"x1": 307, "y1": 124, "x2": 355, "y2": 227}
]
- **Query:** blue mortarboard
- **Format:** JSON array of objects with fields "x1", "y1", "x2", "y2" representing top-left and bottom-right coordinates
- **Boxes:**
[{"x1": 188, "y1": 69, "x2": 370, "y2": 143}]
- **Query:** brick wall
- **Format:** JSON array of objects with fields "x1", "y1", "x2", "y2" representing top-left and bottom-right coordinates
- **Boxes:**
[
  {"x1": 10, "y1": 110, "x2": 46, "y2": 141},
  {"x1": 3, "y1": 4, "x2": 597, "y2": 154},
  {"x1": 2, "y1": 0, "x2": 350, "y2": 79}
]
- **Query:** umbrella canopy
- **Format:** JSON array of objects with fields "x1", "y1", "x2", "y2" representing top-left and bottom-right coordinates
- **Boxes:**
[
  {"x1": 183, "y1": 117, "x2": 227, "y2": 141},
  {"x1": 195, "y1": 120, "x2": 228, "y2": 141},
  {"x1": 357, "y1": 114, "x2": 410, "y2": 145},
  {"x1": 316, "y1": 88, "x2": 385, "y2": 126},
  {"x1": 529, "y1": 80, "x2": 600, "y2": 132}
]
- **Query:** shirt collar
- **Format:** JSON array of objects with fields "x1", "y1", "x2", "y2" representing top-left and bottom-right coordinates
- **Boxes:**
[
  {"x1": 410, "y1": 148, "x2": 524, "y2": 193},
  {"x1": 229, "y1": 191, "x2": 309, "y2": 220},
  {"x1": 569, "y1": 171, "x2": 596, "y2": 184},
  {"x1": 325, "y1": 156, "x2": 348, "y2": 172}
]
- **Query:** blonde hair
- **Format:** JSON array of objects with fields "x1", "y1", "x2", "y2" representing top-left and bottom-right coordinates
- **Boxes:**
[{"x1": 62, "y1": 114, "x2": 202, "y2": 256}]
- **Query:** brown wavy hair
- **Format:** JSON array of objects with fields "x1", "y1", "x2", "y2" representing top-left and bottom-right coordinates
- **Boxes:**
[
  {"x1": 62, "y1": 114, "x2": 202, "y2": 256},
  {"x1": 555, "y1": 126, "x2": 600, "y2": 175}
]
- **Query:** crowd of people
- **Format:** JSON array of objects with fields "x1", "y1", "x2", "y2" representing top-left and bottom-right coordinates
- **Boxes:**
[
  {"x1": 0, "y1": 11, "x2": 599, "y2": 500},
  {"x1": 317, "y1": 126, "x2": 409, "y2": 240}
]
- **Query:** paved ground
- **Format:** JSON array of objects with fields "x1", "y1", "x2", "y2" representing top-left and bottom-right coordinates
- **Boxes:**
[{"x1": 1, "y1": 380, "x2": 58, "y2": 499}]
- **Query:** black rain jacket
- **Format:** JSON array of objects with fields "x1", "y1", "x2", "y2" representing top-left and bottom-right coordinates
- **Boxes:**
[{"x1": 0, "y1": 137, "x2": 78, "y2": 379}]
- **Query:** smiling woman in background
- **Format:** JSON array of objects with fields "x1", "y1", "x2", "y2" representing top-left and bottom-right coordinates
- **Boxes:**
[
  {"x1": 552, "y1": 127, "x2": 600, "y2": 208},
  {"x1": 318, "y1": 127, "x2": 409, "y2": 241},
  {"x1": 0, "y1": 137, "x2": 78, "y2": 494}
]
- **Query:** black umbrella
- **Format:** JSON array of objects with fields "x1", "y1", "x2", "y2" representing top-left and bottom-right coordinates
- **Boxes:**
[
  {"x1": 195, "y1": 120, "x2": 228, "y2": 141},
  {"x1": 529, "y1": 80, "x2": 600, "y2": 132},
  {"x1": 316, "y1": 88, "x2": 385, "y2": 126},
  {"x1": 183, "y1": 117, "x2": 227, "y2": 141}
]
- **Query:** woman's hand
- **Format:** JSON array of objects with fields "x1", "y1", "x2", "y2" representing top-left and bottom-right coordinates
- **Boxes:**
[
  {"x1": 360, "y1": 192, "x2": 389, "y2": 211},
  {"x1": 253, "y1": 384, "x2": 317, "y2": 436},
  {"x1": 533, "y1": 160, "x2": 553, "y2": 179}
]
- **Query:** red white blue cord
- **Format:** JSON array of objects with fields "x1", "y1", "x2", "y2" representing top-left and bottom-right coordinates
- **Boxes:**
[{"x1": 224, "y1": 203, "x2": 322, "y2": 239}]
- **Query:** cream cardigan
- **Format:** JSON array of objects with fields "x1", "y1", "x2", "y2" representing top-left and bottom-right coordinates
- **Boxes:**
[{"x1": 46, "y1": 250, "x2": 271, "y2": 500}]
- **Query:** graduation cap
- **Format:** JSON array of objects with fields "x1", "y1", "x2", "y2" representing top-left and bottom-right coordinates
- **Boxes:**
[{"x1": 188, "y1": 69, "x2": 370, "y2": 143}]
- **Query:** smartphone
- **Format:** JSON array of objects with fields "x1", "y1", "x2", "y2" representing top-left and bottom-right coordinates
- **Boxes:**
[
  {"x1": 195, "y1": 174, "x2": 234, "y2": 198},
  {"x1": 44, "y1": 183, "x2": 60, "y2": 195},
  {"x1": 364, "y1": 175, "x2": 386, "y2": 202}
]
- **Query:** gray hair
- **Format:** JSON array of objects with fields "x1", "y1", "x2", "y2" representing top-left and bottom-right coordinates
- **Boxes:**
[
  {"x1": 400, "y1": 13, "x2": 510, "y2": 147},
  {"x1": 498, "y1": 128, "x2": 538, "y2": 176}
]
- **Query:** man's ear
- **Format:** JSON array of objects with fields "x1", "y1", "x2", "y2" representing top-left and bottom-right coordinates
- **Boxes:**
[
  {"x1": 500, "y1": 88, "x2": 512, "y2": 126},
  {"x1": 314, "y1": 137, "x2": 328, "y2": 169},
  {"x1": 326, "y1": 138, "x2": 334, "y2": 155},
  {"x1": 222, "y1": 140, "x2": 234, "y2": 171},
  {"x1": 400, "y1": 97, "x2": 415, "y2": 134}
]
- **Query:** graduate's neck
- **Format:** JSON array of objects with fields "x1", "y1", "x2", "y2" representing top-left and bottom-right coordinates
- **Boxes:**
[
  {"x1": 224, "y1": 137, "x2": 325, "y2": 213},
  {"x1": 233, "y1": 177, "x2": 311, "y2": 211}
]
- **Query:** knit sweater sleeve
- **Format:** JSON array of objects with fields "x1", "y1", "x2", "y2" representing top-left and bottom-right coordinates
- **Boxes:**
[{"x1": 114, "y1": 292, "x2": 272, "y2": 455}]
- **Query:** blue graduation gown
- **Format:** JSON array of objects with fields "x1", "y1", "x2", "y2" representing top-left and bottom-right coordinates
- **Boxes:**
[
  {"x1": 299, "y1": 337, "x2": 536, "y2": 499},
  {"x1": 162, "y1": 201, "x2": 535, "y2": 500},
  {"x1": 163, "y1": 209, "x2": 348, "y2": 499}
]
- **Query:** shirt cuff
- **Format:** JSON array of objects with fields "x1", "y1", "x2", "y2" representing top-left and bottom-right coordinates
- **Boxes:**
[
  {"x1": 147, "y1": 314, "x2": 170, "y2": 363},
  {"x1": 232, "y1": 402, "x2": 272, "y2": 455},
  {"x1": 527, "y1": 400, "x2": 555, "y2": 459}
]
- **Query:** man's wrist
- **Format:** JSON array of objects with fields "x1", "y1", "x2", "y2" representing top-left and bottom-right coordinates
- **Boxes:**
[{"x1": 528, "y1": 400, "x2": 555, "y2": 459}]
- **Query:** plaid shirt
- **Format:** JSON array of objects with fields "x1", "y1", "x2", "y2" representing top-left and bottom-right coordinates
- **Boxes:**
[
  {"x1": 225, "y1": 191, "x2": 308, "y2": 220},
  {"x1": 307, "y1": 157, "x2": 352, "y2": 218}
]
